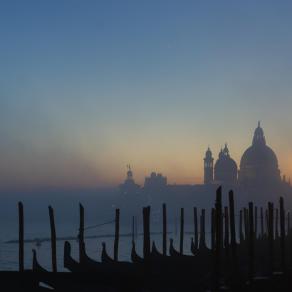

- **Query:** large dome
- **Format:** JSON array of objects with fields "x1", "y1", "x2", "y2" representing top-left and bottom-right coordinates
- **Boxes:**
[
  {"x1": 239, "y1": 122, "x2": 280, "y2": 186},
  {"x1": 240, "y1": 144, "x2": 278, "y2": 170}
]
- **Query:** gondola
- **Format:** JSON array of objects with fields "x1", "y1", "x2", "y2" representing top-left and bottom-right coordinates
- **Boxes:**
[
  {"x1": 191, "y1": 237, "x2": 198, "y2": 255},
  {"x1": 169, "y1": 238, "x2": 182, "y2": 257},
  {"x1": 32, "y1": 249, "x2": 49, "y2": 274},
  {"x1": 65, "y1": 241, "x2": 151, "y2": 290},
  {"x1": 101, "y1": 242, "x2": 116, "y2": 263},
  {"x1": 64, "y1": 241, "x2": 108, "y2": 273},
  {"x1": 64, "y1": 241, "x2": 145, "y2": 282},
  {"x1": 151, "y1": 241, "x2": 164, "y2": 258},
  {"x1": 131, "y1": 241, "x2": 144, "y2": 264},
  {"x1": 32, "y1": 249, "x2": 73, "y2": 291}
]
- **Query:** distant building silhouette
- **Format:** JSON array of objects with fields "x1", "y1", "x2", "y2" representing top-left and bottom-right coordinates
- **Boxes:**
[
  {"x1": 214, "y1": 144, "x2": 238, "y2": 186},
  {"x1": 238, "y1": 122, "x2": 281, "y2": 187},
  {"x1": 118, "y1": 122, "x2": 291, "y2": 202},
  {"x1": 119, "y1": 165, "x2": 140, "y2": 195},
  {"x1": 204, "y1": 147, "x2": 214, "y2": 184},
  {"x1": 144, "y1": 172, "x2": 167, "y2": 191}
]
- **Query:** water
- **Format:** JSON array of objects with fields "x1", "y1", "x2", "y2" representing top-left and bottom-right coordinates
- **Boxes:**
[
  {"x1": 0, "y1": 189, "x2": 200, "y2": 271},
  {"x1": 0, "y1": 220, "x2": 196, "y2": 271}
]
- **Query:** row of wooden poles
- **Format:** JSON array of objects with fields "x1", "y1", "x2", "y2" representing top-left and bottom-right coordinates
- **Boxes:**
[{"x1": 17, "y1": 187, "x2": 291, "y2": 281}]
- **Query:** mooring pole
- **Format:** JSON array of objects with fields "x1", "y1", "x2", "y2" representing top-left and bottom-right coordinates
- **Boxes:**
[
  {"x1": 49, "y1": 206, "x2": 57, "y2": 272},
  {"x1": 211, "y1": 208, "x2": 216, "y2": 251},
  {"x1": 248, "y1": 202, "x2": 254, "y2": 283},
  {"x1": 79, "y1": 203, "x2": 84, "y2": 263},
  {"x1": 224, "y1": 206, "x2": 229, "y2": 256},
  {"x1": 163, "y1": 203, "x2": 167, "y2": 256},
  {"x1": 260, "y1": 207, "x2": 264, "y2": 238},
  {"x1": 288, "y1": 212, "x2": 290, "y2": 235},
  {"x1": 254, "y1": 206, "x2": 258, "y2": 239},
  {"x1": 275, "y1": 208, "x2": 279, "y2": 240},
  {"x1": 229, "y1": 190, "x2": 237, "y2": 274},
  {"x1": 199, "y1": 209, "x2": 206, "y2": 249},
  {"x1": 279, "y1": 197, "x2": 286, "y2": 273},
  {"x1": 18, "y1": 202, "x2": 24, "y2": 272},
  {"x1": 265, "y1": 209, "x2": 269, "y2": 238},
  {"x1": 215, "y1": 187, "x2": 222, "y2": 288},
  {"x1": 180, "y1": 208, "x2": 184, "y2": 254},
  {"x1": 268, "y1": 202, "x2": 274, "y2": 275},
  {"x1": 114, "y1": 209, "x2": 120, "y2": 261},
  {"x1": 132, "y1": 216, "x2": 135, "y2": 243},
  {"x1": 194, "y1": 207, "x2": 198, "y2": 250},
  {"x1": 239, "y1": 210, "x2": 243, "y2": 243}
]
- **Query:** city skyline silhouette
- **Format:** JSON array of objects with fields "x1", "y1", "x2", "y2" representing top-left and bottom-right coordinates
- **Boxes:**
[{"x1": 1, "y1": 1, "x2": 292, "y2": 190}]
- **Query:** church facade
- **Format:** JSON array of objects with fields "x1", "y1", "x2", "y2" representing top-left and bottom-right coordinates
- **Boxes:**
[{"x1": 204, "y1": 122, "x2": 287, "y2": 189}]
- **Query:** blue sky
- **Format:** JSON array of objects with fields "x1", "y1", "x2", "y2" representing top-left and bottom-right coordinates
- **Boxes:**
[{"x1": 1, "y1": 0, "x2": 292, "y2": 189}]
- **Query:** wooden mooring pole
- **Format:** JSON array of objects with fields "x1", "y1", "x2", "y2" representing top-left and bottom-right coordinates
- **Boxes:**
[
  {"x1": 260, "y1": 207, "x2": 264, "y2": 238},
  {"x1": 132, "y1": 216, "x2": 135, "y2": 243},
  {"x1": 49, "y1": 206, "x2": 57, "y2": 272},
  {"x1": 211, "y1": 208, "x2": 215, "y2": 251},
  {"x1": 199, "y1": 209, "x2": 206, "y2": 249},
  {"x1": 215, "y1": 187, "x2": 222, "y2": 287},
  {"x1": 18, "y1": 202, "x2": 24, "y2": 272},
  {"x1": 229, "y1": 190, "x2": 237, "y2": 273},
  {"x1": 180, "y1": 208, "x2": 184, "y2": 254},
  {"x1": 268, "y1": 202, "x2": 274, "y2": 275},
  {"x1": 194, "y1": 207, "x2": 198, "y2": 251},
  {"x1": 275, "y1": 208, "x2": 279, "y2": 240},
  {"x1": 248, "y1": 202, "x2": 254, "y2": 282},
  {"x1": 279, "y1": 197, "x2": 286, "y2": 273},
  {"x1": 79, "y1": 203, "x2": 85, "y2": 263},
  {"x1": 239, "y1": 210, "x2": 244, "y2": 243},
  {"x1": 288, "y1": 212, "x2": 290, "y2": 235},
  {"x1": 254, "y1": 206, "x2": 258, "y2": 239},
  {"x1": 163, "y1": 203, "x2": 167, "y2": 256},
  {"x1": 114, "y1": 209, "x2": 120, "y2": 261},
  {"x1": 224, "y1": 206, "x2": 229, "y2": 256}
]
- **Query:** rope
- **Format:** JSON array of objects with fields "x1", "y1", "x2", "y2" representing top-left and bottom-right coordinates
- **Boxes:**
[{"x1": 82, "y1": 219, "x2": 115, "y2": 231}]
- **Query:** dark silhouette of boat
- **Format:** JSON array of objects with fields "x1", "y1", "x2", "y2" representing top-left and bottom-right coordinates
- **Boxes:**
[
  {"x1": 191, "y1": 237, "x2": 198, "y2": 255},
  {"x1": 131, "y1": 240, "x2": 144, "y2": 264}
]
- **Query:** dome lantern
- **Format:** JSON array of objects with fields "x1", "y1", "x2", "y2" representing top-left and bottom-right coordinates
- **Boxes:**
[{"x1": 252, "y1": 121, "x2": 266, "y2": 146}]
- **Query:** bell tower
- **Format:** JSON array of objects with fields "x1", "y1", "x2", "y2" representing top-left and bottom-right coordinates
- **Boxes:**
[{"x1": 204, "y1": 147, "x2": 214, "y2": 184}]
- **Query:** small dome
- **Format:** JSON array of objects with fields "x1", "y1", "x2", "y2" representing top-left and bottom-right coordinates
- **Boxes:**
[
  {"x1": 214, "y1": 144, "x2": 238, "y2": 185},
  {"x1": 215, "y1": 156, "x2": 238, "y2": 173}
]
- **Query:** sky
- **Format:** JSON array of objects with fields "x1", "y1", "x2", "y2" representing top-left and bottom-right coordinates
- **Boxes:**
[{"x1": 0, "y1": 0, "x2": 292, "y2": 190}]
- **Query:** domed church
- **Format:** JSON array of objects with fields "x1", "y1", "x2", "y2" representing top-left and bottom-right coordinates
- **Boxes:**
[
  {"x1": 204, "y1": 144, "x2": 238, "y2": 186},
  {"x1": 238, "y1": 122, "x2": 281, "y2": 187},
  {"x1": 204, "y1": 122, "x2": 283, "y2": 189}
]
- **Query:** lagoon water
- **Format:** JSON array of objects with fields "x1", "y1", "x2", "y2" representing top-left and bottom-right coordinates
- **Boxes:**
[
  {"x1": 0, "y1": 221, "x2": 196, "y2": 271},
  {"x1": 0, "y1": 189, "x2": 201, "y2": 271}
]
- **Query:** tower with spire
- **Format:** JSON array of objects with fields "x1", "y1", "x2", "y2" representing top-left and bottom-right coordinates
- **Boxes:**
[
  {"x1": 204, "y1": 147, "x2": 214, "y2": 184},
  {"x1": 119, "y1": 164, "x2": 140, "y2": 195}
]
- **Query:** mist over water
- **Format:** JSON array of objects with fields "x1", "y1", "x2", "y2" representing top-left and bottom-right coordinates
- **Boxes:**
[{"x1": 1, "y1": 185, "x2": 291, "y2": 271}]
